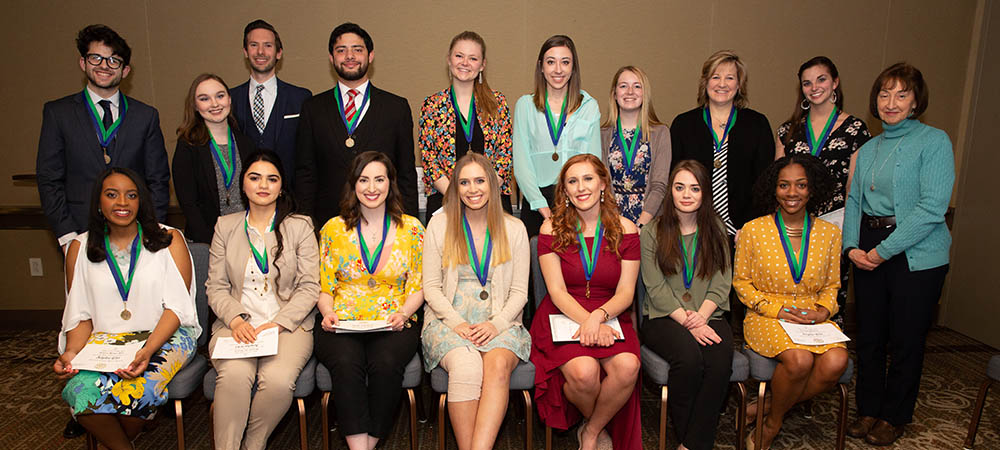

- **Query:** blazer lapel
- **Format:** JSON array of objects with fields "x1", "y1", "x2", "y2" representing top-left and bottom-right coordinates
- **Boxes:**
[
  {"x1": 352, "y1": 85, "x2": 379, "y2": 148},
  {"x1": 268, "y1": 82, "x2": 287, "y2": 139},
  {"x1": 74, "y1": 93, "x2": 105, "y2": 164},
  {"x1": 231, "y1": 220, "x2": 250, "y2": 294}
]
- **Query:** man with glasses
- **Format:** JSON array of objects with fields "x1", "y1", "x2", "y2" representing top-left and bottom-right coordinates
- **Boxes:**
[{"x1": 37, "y1": 24, "x2": 170, "y2": 259}]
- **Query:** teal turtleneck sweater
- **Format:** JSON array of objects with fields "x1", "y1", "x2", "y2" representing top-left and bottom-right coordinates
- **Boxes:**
[{"x1": 843, "y1": 119, "x2": 954, "y2": 271}]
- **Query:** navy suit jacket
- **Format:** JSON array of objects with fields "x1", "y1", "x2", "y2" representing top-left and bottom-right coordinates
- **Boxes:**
[
  {"x1": 230, "y1": 78, "x2": 311, "y2": 186},
  {"x1": 295, "y1": 84, "x2": 417, "y2": 228},
  {"x1": 36, "y1": 90, "x2": 170, "y2": 238}
]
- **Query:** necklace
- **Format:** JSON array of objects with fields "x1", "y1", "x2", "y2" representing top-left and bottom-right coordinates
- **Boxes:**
[
  {"x1": 870, "y1": 135, "x2": 903, "y2": 191},
  {"x1": 784, "y1": 225, "x2": 803, "y2": 238}
]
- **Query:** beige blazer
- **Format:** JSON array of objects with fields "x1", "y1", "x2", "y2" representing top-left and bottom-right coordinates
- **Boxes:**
[
  {"x1": 422, "y1": 213, "x2": 529, "y2": 332},
  {"x1": 206, "y1": 212, "x2": 320, "y2": 334}
]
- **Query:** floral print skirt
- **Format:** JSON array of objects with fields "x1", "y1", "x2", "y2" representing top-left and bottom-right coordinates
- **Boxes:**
[{"x1": 62, "y1": 327, "x2": 196, "y2": 419}]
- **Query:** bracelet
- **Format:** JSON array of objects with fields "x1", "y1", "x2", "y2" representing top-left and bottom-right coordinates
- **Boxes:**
[{"x1": 597, "y1": 307, "x2": 610, "y2": 322}]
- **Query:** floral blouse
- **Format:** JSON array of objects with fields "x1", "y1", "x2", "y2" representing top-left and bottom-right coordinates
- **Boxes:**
[
  {"x1": 778, "y1": 114, "x2": 871, "y2": 214},
  {"x1": 319, "y1": 214, "x2": 425, "y2": 321}
]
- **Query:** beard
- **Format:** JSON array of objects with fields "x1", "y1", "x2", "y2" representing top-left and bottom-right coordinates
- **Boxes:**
[{"x1": 335, "y1": 61, "x2": 369, "y2": 81}]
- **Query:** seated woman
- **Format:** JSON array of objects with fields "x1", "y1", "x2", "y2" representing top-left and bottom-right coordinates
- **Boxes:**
[
  {"x1": 54, "y1": 168, "x2": 200, "y2": 450},
  {"x1": 313, "y1": 151, "x2": 425, "y2": 450},
  {"x1": 640, "y1": 160, "x2": 733, "y2": 450},
  {"x1": 530, "y1": 154, "x2": 642, "y2": 450},
  {"x1": 173, "y1": 73, "x2": 257, "y2": 244},
  {"x1": 205, "y1": 150, "x2": 319, "y2": 450},
  {"x1": 422, "y1": 153, "x2": 531, "y2": 450},
  {"x1": 735, "y1": 154, "x2": 849, "y2": 449}
]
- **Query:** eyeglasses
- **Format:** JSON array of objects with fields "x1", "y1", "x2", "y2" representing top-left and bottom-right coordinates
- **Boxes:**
[{"x1": 85, "y1": 53, "x2": 124, "y2": 69}]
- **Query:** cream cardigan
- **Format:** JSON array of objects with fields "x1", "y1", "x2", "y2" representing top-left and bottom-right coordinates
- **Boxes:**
[{"x1": 421, "y1": 212, "x2": 530, "y2": 332}]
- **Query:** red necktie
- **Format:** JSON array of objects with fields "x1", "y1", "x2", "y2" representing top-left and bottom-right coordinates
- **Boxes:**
[{"x1": 345, "y1": 89, "x2": 359, "y2": 122}]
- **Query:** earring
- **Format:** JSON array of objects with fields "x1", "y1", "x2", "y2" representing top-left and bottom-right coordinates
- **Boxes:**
[
  {"x1": 565, "y1": 196, "x2": 570, "y2": 208},
  {"x1": 478, "y1": 71, "x2": 483, "y2": 84},
  {"x1": 800, "y1": 99, "x2": 811, "y2": 110},
  {"x1": 830, "y1": 91, "x2": 838, "y2": 104},
  {"x1": 600, "y1": 189, "x2": 605, "y2": 203}
]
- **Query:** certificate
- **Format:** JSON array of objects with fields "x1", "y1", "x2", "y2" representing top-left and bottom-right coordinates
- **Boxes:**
[
  {"x1": 549, "y1": 314, "x2": 625, "y2": 343},
  {"x1": 818, "y1": 207, "x2": 845, "y2": 231},
  {"x1": 333, "y1": 320, "x2": 392, "y2": 333},
  {"x1": 211, "y1": 327, "x2": 279, "y2": 359},
  {"x1": 779, "y1": 321, "x2": 850, "y2": 346},
  {"x1": 71, "y1": 340, "x2": 145, "y2": 372}
]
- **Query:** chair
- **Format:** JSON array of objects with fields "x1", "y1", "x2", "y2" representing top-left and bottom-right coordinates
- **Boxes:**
[
  {"x1": 202, "y1": 357, "x2": 316, "y2": 450},
  {"x1": 743, "y1": 347, "x2": 853, "y2": 450},
  {"x1": 529, "y1": 236, "x2": 557, "y2": 450},
  {"x1": 315, "y1": 353, "x2": 423, "y2": 450},
  {"x1": 963, "y1": 354, "x2": 1000, "y2": 449},
  {"x1": 430, "y1": 351, "x2": 536, "y2": 450}
]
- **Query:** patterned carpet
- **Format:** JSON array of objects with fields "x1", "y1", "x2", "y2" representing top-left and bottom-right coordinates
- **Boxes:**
[{"x1": 2, "y1": 327, "x2": 997, "y2": 449}]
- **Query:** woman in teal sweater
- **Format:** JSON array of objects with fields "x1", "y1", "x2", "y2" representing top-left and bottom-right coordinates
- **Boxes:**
[{"x1": 842, "y1": 62, "x2": 954, "y2": 446}]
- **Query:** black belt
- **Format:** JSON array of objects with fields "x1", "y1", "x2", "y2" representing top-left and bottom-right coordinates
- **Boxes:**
[{"x1": 863, "y1": 214, "x2": 896, "y2": 229}]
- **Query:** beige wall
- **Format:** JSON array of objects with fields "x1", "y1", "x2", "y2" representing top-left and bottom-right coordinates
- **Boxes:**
[{"x1": 2, "y1": 0, "x2": 984, "y2": 311}]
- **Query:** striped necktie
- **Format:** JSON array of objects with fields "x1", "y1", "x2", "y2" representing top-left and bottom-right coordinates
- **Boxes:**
[{"x1": 345, "y1": 89, "x2": 359, "y2": 122}]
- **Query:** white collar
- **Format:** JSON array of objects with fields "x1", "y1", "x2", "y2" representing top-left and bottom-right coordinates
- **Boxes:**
[
  {"x1": 249, "y1": 75, "x2": 278, "y2": 93},
  {"x1": 86, "y1": 86, "x2": 120, "y2": 107}
]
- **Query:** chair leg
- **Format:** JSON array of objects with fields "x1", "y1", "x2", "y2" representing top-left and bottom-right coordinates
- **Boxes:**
[
  {"x1": 659, "y1": 385, "x2": 668, "y2": 450},
  {"x1": 407, "y1": 389, "x2": 418, "y2": 450},
  {"x1": 438, "y1": 393, "x2": 447, "y2": 450},
  {"x1": 174, "y1": 399, "x2": 186, "y2": 450},
  {"x1": 297, "y1": 398, "x2": 308, "y2": 450},
  {"x1": 964, "y1": 379, "x2": 993, "y2": 449},
  {"x1": 321, "y1": 392, "x2": 331, "y2": 450},
  {"x1": 545, "y1": 424, "x2": 552, "y2": 450},
  {"x1": 522, "y1": 390, "x2": 533, "y2": 450},
  {"x1": 755, "y1": 381, "x2": 767, "y2": 449},
  {"x1": 735, "y1": 382, "x2": 747, "y2": 450}
]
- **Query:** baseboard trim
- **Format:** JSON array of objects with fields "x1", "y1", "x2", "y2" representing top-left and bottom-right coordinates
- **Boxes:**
[{"x1": 0, "y1": 309, "x2": 62, "y2": 330}]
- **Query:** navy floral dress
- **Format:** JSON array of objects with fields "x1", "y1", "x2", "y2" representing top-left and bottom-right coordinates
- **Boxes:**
[{"x1": 606, "y1": 128, "x2": 652, "y2": 223}]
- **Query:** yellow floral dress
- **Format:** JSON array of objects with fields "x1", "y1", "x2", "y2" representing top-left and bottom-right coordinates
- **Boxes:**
[
  {"x1": 319, "y1": 214, "x2": 425, "y2": 321},
  {"x1": 734, "y1": 215, "x2": 845, "y2": 357}
]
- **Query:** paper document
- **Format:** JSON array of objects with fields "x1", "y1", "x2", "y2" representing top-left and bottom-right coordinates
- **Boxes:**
[
  {"x1": 549, "y1": 314, "x2": 625, "y2": 343},
  {"x1": 333, "y1": 320, "x2": 392, "y2": 333},
  {"x1": 780, "y1": 321, "x2": 850, "y2": 346},
  {"x1": 211, "y1": 327, "x2": 279, "y2": 359},
  {"x1": 818, "y1": 208, "x2": 845, "y2": 231},
  {"x1": 71, "y1": 340, "x2": 146, "y2": 372}
]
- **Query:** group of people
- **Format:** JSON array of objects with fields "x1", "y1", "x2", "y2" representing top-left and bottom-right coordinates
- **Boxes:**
[{"x1": 41, "y1": 19, "x2": 953, "y2": 450}]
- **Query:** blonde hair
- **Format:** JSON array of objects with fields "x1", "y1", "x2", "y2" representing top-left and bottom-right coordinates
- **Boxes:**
[
  {"x1": 441, "y1": 153, "x2": 512, "y2": 267},
  {"x1": 696, "y1": 50, "x2": 749, "y2": 109},
  {"x1": 602, "y1": 65, "x2": 663, "y2": 138},
  {"x1": 448, "y1": 31, "x2": 499, "y2": 119}
]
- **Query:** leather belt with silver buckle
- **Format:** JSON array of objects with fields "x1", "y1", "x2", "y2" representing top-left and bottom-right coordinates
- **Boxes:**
[{"x1": 864, "y1": 215, "x2": 896, "y2": 229}]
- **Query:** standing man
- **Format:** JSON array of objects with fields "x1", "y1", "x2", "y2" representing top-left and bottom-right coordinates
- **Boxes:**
[
  {"x1": 230, "y1": 19, "x2": 311, "y2": 187},
  {"x1": 295, "y1": 22, "x2": 417, "y2": 227},
  {"x1": 35, "y1": 24, "x2": 170, "y2": 440},
  {"x1": 37, "y1": 24, "x2": 170, "y2": 251}
]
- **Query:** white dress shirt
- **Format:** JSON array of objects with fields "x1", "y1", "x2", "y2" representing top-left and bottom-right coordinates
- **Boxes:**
[
  {"x1": 241, "y1": 216, "x2": 280, "y2": 327},
  {"x1": 337, "y1": 80, "x2": 371, "y2": 127},
  {"x1": 248, "y1": 75, "x2": 278, "y2": 129}
]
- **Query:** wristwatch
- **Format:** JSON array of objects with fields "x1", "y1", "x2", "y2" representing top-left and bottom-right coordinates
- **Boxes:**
[{"x1": 597, "y1": 307, "x2": 610, "y2": 322}]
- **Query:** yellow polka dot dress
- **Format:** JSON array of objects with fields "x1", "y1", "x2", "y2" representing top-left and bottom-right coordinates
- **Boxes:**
[{"x1": 734, "y1": 215, "x2": 846, "y2": 357}]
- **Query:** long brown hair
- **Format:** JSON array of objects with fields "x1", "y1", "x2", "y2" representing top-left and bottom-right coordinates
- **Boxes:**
[
  {"x1": 550, "y1": 154, "x2": 624, "y2": 256},
  {"x1": 448, "y1": 31, "x2": 499, "y2": 119},
  {"x1": 532, "y1": 35, "x2": 583, "y2": 115},
  {"x1": 441, "y1": 154, "x2": 511, "y2": 267},
  {"x1": 782, "y1": 56, "x2": 845, "y2": 147},
  {"x1": 601, "y1": 65, "x2": 663, "y2": 139},
  {"x1": 176, "y1": 73, "x2": 239, "y2": 145},
  {"x1": 339, "y1": 151, "x2": 404, "y2": 230},
  {"x1": 654, "y1": 160, "x2": 730, "y2": 278},
  {"x1": 696, "y1": 50, "x2": 749, "y2": 109}
]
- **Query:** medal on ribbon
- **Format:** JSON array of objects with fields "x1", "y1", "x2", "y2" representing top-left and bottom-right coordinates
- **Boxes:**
[
  {"x1": 335, "y1": 85, "x2": 371, "y2": 148},
  {"x1": 104, "y1": 223, "x2": 142, "y2": 320},
  {"x1": 545, "y1": 91, "x2": 569, "y2": 161},
  {"x1": 577, "y1": 217, "x2": 604, "y2": 298},
  {"x1": 450, "y1": 87, "x2": 477, "y2": 145},
  {"x1": 462, "y1": 211, "x2": 492, "y2": 300},
  {"x1": 615, "y1": 117, "x2": 642, "y2": 176},
  {"x1": 358, "y1": 213, "x2": 390, "y2": 288},
  {"x1": 679, "y1": 229, "x2": 699, "y2": 302},
  {"x1": 774, "y1": 212, "x2": 812, "y2": 284},
  {"x1": 702, "y1": 106, "x2": 737, "y2": 168},
  {"x1": 806, "y1": 107, "x2": 838, "y2": 156},
  {"x1": 209, "y1": 128, "x2": 237, "y2": 189},
  {"x1": 245, "y1": 213, "x2": 275, "y2": 293},
  {"x1": 82, "y1": 90, "x2": 129, "y2": 164}
]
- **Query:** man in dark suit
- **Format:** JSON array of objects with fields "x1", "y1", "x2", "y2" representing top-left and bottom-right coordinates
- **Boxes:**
[
  {"x1": 295, "y1": 22, "x2": 417, "y2": 227},
  {"x1": 34, "y1": 24, "x2": 170, "y2": 439},
  {"x1": 230, "y1": 19, "x2": 311, "y2": 187},
  {"x1": 37, "y1": 24, "x2": 169, "y2": 251}
]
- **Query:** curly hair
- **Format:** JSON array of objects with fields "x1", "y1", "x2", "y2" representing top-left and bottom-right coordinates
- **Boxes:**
[
  {"x1": 549, "y1": 154, "x2": 624, "y2": 256},
  {"x1": 86, "y1": 168, "x2": 172, "y2": 263},
  {"x1": 752, "y1": 154, "x2": 835, "y2": 217}
]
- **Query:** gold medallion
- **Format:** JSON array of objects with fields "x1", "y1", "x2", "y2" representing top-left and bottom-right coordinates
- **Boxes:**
[
  {"x1": 585, "y1": 281, "x2": 591, "y2": 298},
  {"x1": 713, "y1": 160, "x2": 722, "y2": 169},
  {"x1": 682, "y1": 292, "x2": 692, "y2": 302},
  {"x1": 121, "y1": 308, "x2": 131, "y2": 320},
  {"x1": 346, "y1": 137, "x2": 355, "y2": 148},
  {"x1": 103, "y1": 150, "x2": 111, "y2": 164},
  {"x1": 479, "y1": 290, "x2": 489, "y2": 300},
  {"x1": 368, "y1": 278, "x2": 377, "y2": 288},
  {"x1": 551, "y1": 152, "x2": 559, "y2": 161}
]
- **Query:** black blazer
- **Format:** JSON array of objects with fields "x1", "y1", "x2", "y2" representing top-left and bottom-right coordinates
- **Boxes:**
[
  {"x1": 230, "y1": 78, "x2": 311, "y2": 187},
  {"x1": 171, "y1": 130, "x2": 256, "y2": 244},
  {"x1": 670, "y1": 107, "x2": 774, "y2": 230},
  {"x1": 36, "y1": 91, "x2": 170, "y2": 238},
  {"x1": 295, "y1": 84, "x2": 417, "y2": 228}
]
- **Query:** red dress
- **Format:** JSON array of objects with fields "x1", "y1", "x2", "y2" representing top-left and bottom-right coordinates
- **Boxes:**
[{"x1": 529, "y1": 232, "x2": 642, "y2": 450}]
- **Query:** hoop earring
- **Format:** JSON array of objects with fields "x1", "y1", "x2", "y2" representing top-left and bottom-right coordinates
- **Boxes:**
[
  {"x1": 830, "y1": 92, "x2": 838, "y2": 104},
  {"x1": 800, "y1": 99, "x2": 811, "y2": 110},
  {"x1": 478, "y1": 71, "x2": 483, "y2": 84}
]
